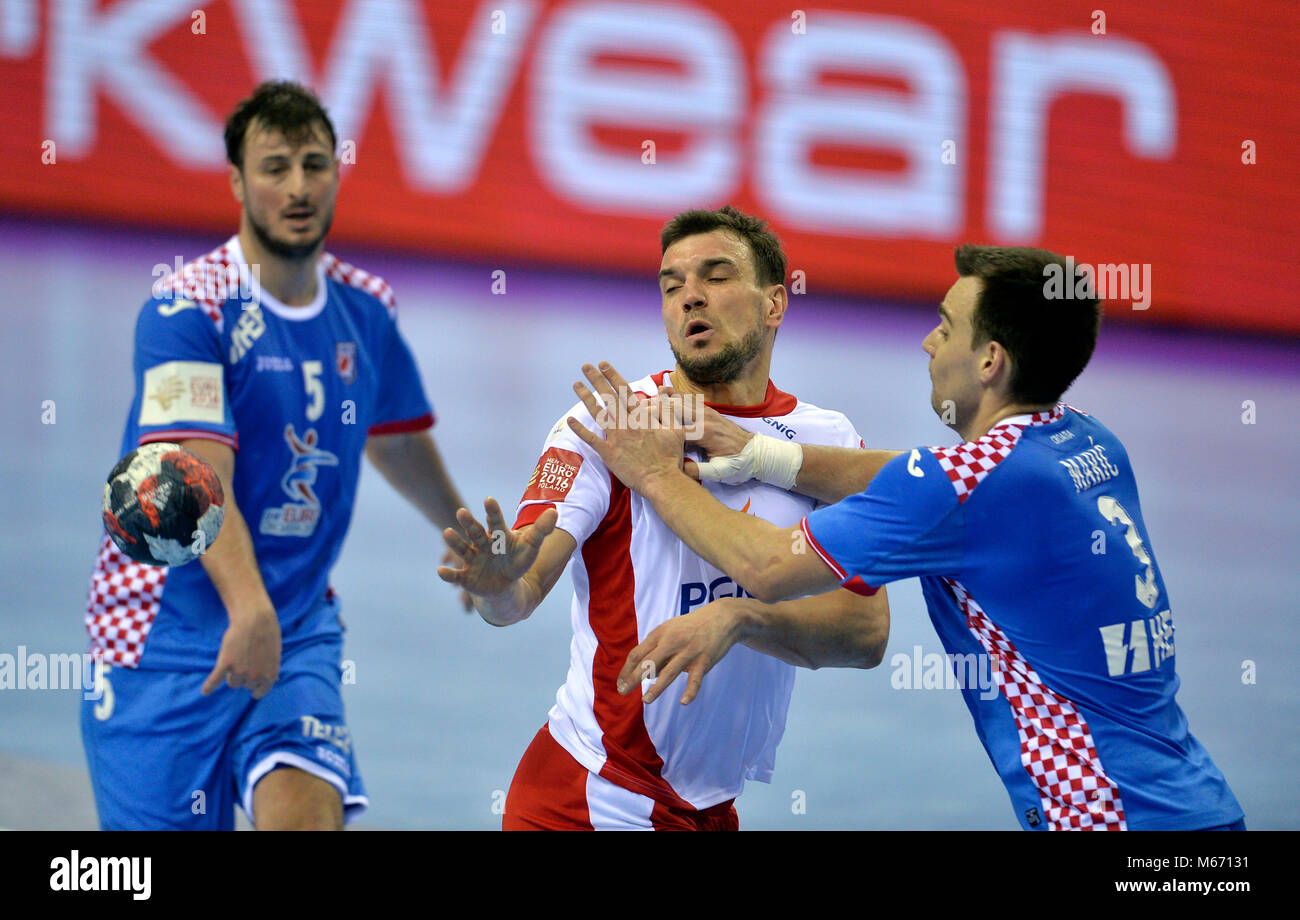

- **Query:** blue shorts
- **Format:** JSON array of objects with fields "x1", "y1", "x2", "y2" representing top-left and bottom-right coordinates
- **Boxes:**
[{"x1": 81, "y1": 633, "x2": 366, "y2": 830}]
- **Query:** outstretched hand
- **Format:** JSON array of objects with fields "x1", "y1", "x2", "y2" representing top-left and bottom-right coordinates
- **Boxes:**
[
  {"x1": 440, "y1": 547, "x2": 474, "y2": 612},
  {"x1": 437, "y1": 497, "x2": 558, "y2": 599}
]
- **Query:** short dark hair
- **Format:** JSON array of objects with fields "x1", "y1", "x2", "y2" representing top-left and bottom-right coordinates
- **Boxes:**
[
  {"x1": 224, "y1": 81, "x2": 337, "y2": 170},
  {"x1": 661, "y1": 205, "x2": 787, "y2": 288},
  {"x1": 954, "y1": 244, "x2": 1101, "y2": 405}
]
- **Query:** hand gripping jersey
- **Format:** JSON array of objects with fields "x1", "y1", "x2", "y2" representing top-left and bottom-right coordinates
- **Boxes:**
[
  {"x1": 85, "y1": 237, "x2": 434, "y2": 671},
  {"x1": 514, "y1": 372, "x2": 864, "y2": 811},
  {"x1": 803, "y1": 405, "x2": 1243, "y2": 830}
]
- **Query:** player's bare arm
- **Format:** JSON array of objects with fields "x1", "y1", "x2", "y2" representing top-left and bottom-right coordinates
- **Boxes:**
[
  {"x1": 366, "y1": 430, "x2": 473, "y2": 610},
  {"x1": 182, "y1": 438, "x2": 282, "y2": 699},
  {"x1": 619, "y1": 587, "x2": 890, "y2": 705},
  {"x1": 567, "y1": 363, "x2": 840, "y2": 603},
  {"x1": 659, "y1": 373, "x2": 901, "y2": 503},
  {"x1": 437, "y1": 497, "x2": 572, "y2": 626},
  {"x1": 365, "y1": 430, "x2": 466, "y2": 529},
  {"x1": 792, "y1": 446, "x2": 903, "y2": 503}
]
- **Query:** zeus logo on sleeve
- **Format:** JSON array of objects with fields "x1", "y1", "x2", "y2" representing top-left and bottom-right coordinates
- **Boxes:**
[{"x1": 522, "y1": 447, "x2": 583, "y2": 502}]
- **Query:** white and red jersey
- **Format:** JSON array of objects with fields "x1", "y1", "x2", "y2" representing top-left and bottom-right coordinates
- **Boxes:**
[{"x1": 513, "y1": 371, "x2": 864, "y2": 810}]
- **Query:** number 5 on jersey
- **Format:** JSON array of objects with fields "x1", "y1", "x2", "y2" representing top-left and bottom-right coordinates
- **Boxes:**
[{"x1": 302, "y1": 360, "x2": 324, "y2": 421}]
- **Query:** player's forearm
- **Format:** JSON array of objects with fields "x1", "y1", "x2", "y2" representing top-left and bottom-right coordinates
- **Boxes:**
[
  {"x1": 640, "y1": 471, "x2": 794, "y2": 602},
  {"x1": 795, "y1": 446, "x2": 903, "y2": 504},
  {"x1": 367, "y1": 432, "x2": 465, "y2": 530},
  {"x1": 733, "y1": 590, "x2": 889, "y2": 670},
  {"x1": 180, "y1": 438, "x2": 274, "y2": 621},
  {"x1": 200, "y1": 498, "x2": 275, "y2": 621}
]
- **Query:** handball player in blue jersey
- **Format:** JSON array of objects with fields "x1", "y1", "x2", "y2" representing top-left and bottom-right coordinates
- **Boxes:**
[
  {"x1": 82, "y1": 82, "x2": 467, "y2": 830},
  {"x1": 568, "y1": 246, "x2": 1244, "y2": 830}
]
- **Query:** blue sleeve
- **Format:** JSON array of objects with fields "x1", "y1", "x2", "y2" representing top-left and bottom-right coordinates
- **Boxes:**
[
  {"x1": 132, "y1": 298, "x2": 238, "y2": 449},
  {"x1": 367, "y1": 311, "x2": 434, "y2": 435},
  {"x1": 803, "y1": 448, "x2": 964, "y2": 586}
]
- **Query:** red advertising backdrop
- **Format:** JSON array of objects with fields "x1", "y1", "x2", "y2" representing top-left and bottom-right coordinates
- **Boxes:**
[{"x1": 1, "y1": 0, "x2": 1296, "y2": 331}]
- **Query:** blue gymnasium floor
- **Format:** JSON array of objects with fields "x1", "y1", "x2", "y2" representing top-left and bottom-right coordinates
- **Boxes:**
[{"x1": 1, "y1": 218, "x2": 1296, "y2": 829}]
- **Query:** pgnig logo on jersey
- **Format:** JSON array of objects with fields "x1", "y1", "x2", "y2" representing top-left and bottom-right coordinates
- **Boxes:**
[{"x1": 680, "y1": 577, "x2": 757, "y2": 616}]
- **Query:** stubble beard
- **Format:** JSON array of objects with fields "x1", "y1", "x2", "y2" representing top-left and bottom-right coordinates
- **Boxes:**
[
  {"x1": 672, "y1": 324, "x2": 765, "y2": 386},
  {"x1": 248, "y1": 207, "x2": 334, "y2": 262}
]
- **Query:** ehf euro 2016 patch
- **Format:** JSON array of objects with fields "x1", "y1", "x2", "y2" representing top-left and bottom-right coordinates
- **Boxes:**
[{"x1": 523, "y1": 447, "x2": 584, "y2": 502}]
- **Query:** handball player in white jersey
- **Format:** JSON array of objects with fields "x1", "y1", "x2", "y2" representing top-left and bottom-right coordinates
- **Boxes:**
[{"x1": 439, "y1": 206, "x2": 890, "y2": 830}]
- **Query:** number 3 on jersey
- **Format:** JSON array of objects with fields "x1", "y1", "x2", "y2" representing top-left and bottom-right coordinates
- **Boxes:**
[
  {"x1": 1096, "y1": 495, "x2": 1174, "y2": 677},
  {"x1": 302, "y1": 360, "x2": 324, "y2": 421},
  {"x1": 1096, "y1": 495, "x2": 1158, "y2": 609}
]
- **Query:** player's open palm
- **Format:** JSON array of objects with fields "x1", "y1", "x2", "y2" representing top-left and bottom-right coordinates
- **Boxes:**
[
  {"x1": 202, "y1": 607, "x2": 282, "y2": 699},
  {"x1": 438, "y1": 498, "x2": 558, "y2": 598}
]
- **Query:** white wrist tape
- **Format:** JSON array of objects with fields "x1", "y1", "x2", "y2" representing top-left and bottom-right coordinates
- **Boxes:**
[{"x1": 695, "y1": 433, "x2": 803, "y2": 490}]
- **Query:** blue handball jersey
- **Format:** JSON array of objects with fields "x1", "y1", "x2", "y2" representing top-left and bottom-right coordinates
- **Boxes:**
[
  {"x1": 802, "y1": 404, "x2": 1243, "y2": 830},
  {"x1": 86, "y1": 237, "x2": 433, "y2": 671}
]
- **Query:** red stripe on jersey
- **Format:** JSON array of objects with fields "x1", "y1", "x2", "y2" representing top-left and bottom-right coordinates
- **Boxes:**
[
  {"x1": 140, "y1": 429, "x2": 239, "y2": 452},
  {"x1": 513, "y1": 502, "x2": 556, "y2": 530},
  {"x1": 584, "y1": 475, "x2": 692, "y2": 810},
  {"x1": 842, "y1": 576, "x2": 879, "y2": 597},
  {"x1": 800, "y1": 518, "x2": 879, "y2": 594},
  {"x1": 650, "y1": 371, "x2": 797, "y2": 417},
  {"x1": 367, "y1": 412, "x2": 435, "y2": 436},
  {"x1": 799, "y1": 516, "x2": 848, "y2": 580}
]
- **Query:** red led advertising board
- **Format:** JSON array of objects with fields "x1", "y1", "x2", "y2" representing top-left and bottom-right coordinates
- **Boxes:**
[{"x1": 1, "y1": 0, "x2": 1295, "y2": 331}]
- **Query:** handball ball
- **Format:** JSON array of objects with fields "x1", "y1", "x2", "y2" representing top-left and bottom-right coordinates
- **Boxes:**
[{"x1": 101, "y1": 442, "x2": 225, "y2": 566}]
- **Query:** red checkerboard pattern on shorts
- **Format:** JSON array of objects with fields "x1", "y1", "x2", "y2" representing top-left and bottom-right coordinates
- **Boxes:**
[
  {"x1": 322, "y1": 252, "x2": 396, "y2": 316},
  {"x1": 945, "y1": 577, "x2": 1127, "y2": 830},
  {"x1": 85, "y1": 535, "x2": 167, "y2": 667},
  {"x1": 929, "y1": 405, "x2": 1066, "y2": 503}
]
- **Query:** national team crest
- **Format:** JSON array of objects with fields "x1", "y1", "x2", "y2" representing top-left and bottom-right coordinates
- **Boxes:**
[{"x1": 336, "y1": 341, "x2": 357, "y2": 384}]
